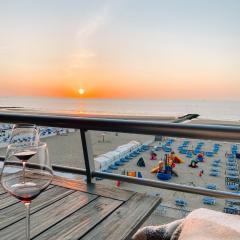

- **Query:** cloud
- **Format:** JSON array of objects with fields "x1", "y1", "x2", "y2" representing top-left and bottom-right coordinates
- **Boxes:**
[
  {"x1": 65, "y1": 3, "x2": 111, "y2": 77},
  {"x1": 77, "y1": 4, "x2": 110, "y2": 39},
  {"x1": 66, "y1": 49, "x2": 96, "y2": 70},
  {"x1": 71, "y1": 51, "x2": 96, "y2": 60}
]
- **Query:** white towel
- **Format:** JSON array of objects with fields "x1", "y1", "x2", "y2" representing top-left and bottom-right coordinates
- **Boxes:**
[{"x1": 133, "y1": 208, "x2": 240, "y2": 240}]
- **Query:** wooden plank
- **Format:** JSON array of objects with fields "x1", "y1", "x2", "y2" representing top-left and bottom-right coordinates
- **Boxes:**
[
  {"x1": 0, "y1": 186, "x2": 6, "y2": 195},
  {"x1": 0, "y1": 191, "x2": 97, "y2": 240},
  {"x1": 35, "y1": 197, "x2": 123, "y2": 240},
  {"x1": 0, "y1": 185, "x2": 54, "y2": 210},
  {"x1": 52, "y1": 175, "x2": 134, "y2": 201},
  {"x1": 0, "y1": 186, "x2": 73, "y2": 230},
  {"x1": 0, "y1": 193, "x2": 19, "y2": 210},
  {"x1": 81, "y1": 193, "x2": 161, "y2": 240}
]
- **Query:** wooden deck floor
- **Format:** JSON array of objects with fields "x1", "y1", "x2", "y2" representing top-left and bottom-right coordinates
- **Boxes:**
[{"x1": 0, "y1": 176, "x2": 161, "y2": 240}]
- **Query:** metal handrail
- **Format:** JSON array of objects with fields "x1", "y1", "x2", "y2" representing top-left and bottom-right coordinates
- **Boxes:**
[
  {"x1": 0, "y1": 112, "x2": 240, "y2": 200},
  {"x1": 0, "y1": 112, "x2": 240, "y2": 141}
]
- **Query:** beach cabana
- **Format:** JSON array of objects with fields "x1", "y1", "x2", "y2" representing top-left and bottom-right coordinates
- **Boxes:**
[
  {"x1": 102, "y1": 151, "x2": 121, "y2": 165},
  {"x1": 94, "y1": 156, "x2": 112, "y2": 171},
  {"x1": 115, "y1": 146, "x2": 130, "y2": 157}
]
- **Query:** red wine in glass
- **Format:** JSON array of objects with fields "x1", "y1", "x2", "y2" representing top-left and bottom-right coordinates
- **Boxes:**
[
  {"x1": 1, "y1": 142, "x2": 53, "y2": 240},
  {"x1": 5, "y1": 176, "x2": 51, "y2": 203},
  {"x1": 14, "y1": 150, "x2": 37, "y2": 162},
  {"x1": 14, "y1": 150, "x2": 36, "y2": 183}
]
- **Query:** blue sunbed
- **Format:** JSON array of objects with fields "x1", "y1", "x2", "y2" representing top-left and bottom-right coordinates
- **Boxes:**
[
  {"x1": 202, "y1": 197, "x2": 216, "y2": 205},
  {"x1": 108, "y1": 164, "x2": 118, "y2": 170},
  {"x1": 175, "y1": 198, "x2": 187, "y2": 207},
  {"x1": 227, "y1": 184, "x2": 239, "y2": 191},
  {"x1": 206, "y1": 184, "x2": 217, "y2": 190},
  {"x1": 209, "y1": 172, "x2": 219, "y2": 177},
  {"x1": 211, "y1": 162, "x2": 220, "y2": 167},
  {"x1": 115, "y1": 160, "x2": 124, "y2": 166},
  {"x1": 206, "y1": 152, "x2": 214, "y2": 157}
]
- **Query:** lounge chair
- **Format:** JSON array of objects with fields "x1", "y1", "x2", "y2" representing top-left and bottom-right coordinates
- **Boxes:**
[
  {"x1": 227, "y1": 184, "x2": 239, "y2": 191},
  {"x1": 186, "y1": 152, "x2": 192, "y2": 158},
  {"x1": 206, "y1": 152, "x2": 214, "y2": 157},
  {"x1": 209, "y1": 172, "x2": 219, "y2": 177},
  {"x1": 211, "y1": 162, "x2": 221, "y2": 167},
  {"x1": 202, "y1": 197, "x2": 216, "y2": 205},
  {"x1": 108, "y1": 164, "x2": 118, "y2": 170},
  {"x1": 211, "y1": 167, "x2": 220, "y2": 172},
  {"x1": 115, "y1": 160, "x2": 124, "y2": 166},
  {"x1": 206, "y1": 184, "x2": 217, "y2": 190},
  {"x1": 175, "y1": 198, "x2": 187, "y2": 207}
]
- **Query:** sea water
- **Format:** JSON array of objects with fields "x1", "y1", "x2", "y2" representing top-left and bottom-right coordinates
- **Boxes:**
[{"x1": 0, "y1": 96, "x2": 239, "y2": 121}]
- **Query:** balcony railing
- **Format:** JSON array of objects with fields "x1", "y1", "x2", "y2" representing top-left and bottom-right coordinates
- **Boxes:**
[{"x1": 0, "y1": 112, "x2": 240, "y2": 200}]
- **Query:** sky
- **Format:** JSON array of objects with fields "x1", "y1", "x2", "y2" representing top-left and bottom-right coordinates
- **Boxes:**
[{"x1": 0, "y1": 0, "x2": 240, "y2": 100}]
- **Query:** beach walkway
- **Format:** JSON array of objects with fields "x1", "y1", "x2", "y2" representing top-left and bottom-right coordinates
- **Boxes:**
[{"x1": 0, "y1": 175, "x2": 161, "y2": 240}]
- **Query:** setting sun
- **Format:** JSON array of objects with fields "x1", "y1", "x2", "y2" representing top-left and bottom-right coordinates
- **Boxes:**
[{"x1": 78, "y1": 88, "x2": 85, "y2": 95}]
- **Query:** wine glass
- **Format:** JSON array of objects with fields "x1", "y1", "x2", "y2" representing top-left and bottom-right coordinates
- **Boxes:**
[
  {"x1": 1, "y1": 142, "x2": 53, "y2": 240},
  {"x1": 9, "y1": 123, "x2": 40, "y2": 146}
]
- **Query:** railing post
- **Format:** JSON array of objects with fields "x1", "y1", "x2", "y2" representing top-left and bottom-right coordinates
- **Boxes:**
[{"x1": 80, "y1": 129, "x2": 95, "y2": 183}]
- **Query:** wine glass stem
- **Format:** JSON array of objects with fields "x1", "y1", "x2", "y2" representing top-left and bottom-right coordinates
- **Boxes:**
[
  {"x1": 22, "y1": 161, "x2": 26, "y2": 183},
  {"x1": 25, "y1": 202, "x2": 31, "y2": 240}
]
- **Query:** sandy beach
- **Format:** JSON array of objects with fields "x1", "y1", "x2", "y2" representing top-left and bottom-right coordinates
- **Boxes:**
[{"x1": 0, "y1": 121, "x2": 238, "y2": 223}]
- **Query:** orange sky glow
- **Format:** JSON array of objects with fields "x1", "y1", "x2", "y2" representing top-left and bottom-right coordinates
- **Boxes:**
[{"x1": 0, "y1": 1, "x2": 240, "y2": 100}]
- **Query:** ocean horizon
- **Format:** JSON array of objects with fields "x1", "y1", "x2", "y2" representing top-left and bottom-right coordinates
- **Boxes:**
[{"x1": 0, "y1": 96, "x2": 239, "y2": 121}]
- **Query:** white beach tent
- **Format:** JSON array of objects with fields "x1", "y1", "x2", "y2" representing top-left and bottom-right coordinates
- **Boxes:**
[
  {"x1": 115, "y1": 140, "x2": 141, "y2": 157},
  {"x1": 124, "y1": 141, "x2": 141, "y2": 151},
  {"x1": 102, "y1": 151, "x2": 121, "y2": 162},
  {"x1": 115, "y1": 146, "x2": 130, "y2": 157},
  {"x1": 94, "y1": 156, "x2": 111, "y2": 170},
  {"x1": 94, "y1": 141, "x2": 142, "y2": 170},
  {"x1": 129, "y1": 140, "x2": 141, "y2": 148}
]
